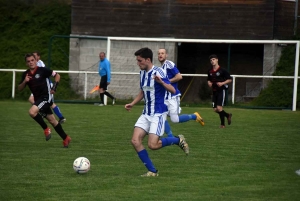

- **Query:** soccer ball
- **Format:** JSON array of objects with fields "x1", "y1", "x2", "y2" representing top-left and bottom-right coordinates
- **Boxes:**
[{"x1": 73, "y1": 157, "x2": 90, "y2": 174}]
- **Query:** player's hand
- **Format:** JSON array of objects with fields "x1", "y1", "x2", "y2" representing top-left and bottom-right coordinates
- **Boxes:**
[
  {"x1": 24, "y1": 74, "x2": 32, "y2": 83},
  {"x1": 216, "y1": 82, "x2": 224, "y2": 87},
  {"x1": 208, "y1": 82, "x2": 212, "y2": 87},
  {"x1": 50, "y1": 90, "x2": 56, "y2": 94},
  {"x1": 125, "y1": 104, "x2": 133, "y2": 111},
  {"x1": 153, "y1": 75, "x2": 163, "y2": 84}
]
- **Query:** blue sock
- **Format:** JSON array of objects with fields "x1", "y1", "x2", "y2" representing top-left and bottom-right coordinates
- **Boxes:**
[
  {"x1": 52, "y1": 106, "x2": 63, "y2": 119},
  {"x1": 161, "y1": 137, "x2": 180, "y2": 147},
  {"x1": 137, "y1": 149, "x2": 157, "y2": 173},
  {"x1": 179, "y1": 114, "x2": 196, "y2": 122},
  {"x1": 164, "y1": 120, "x2": 173, "y2": 137}
]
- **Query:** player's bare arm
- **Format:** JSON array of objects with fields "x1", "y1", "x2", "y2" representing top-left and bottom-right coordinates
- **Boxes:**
[
  {"x1": 208, "y1": 81, "x2": 213, "y2": 87},
  {"x1": 53, "y1": 72, "x2": 60, "y2": 83},
  {"x1": 18, "y1": 74, "x2": 31, "y2": 91},
  {"x1": 154, "y1": 75, "x2": 175, "y2": 94},
  {"x1": 169, "y1": 73, "x2": 182, "y2": 83},
  {"x1": 217, "y1": 79, "x2": 232, "y2": 87},
  {"x1": 163, "y1": 82, "x2": 176, "y2": 94},
  {"x1": 125, "y1": 90, "x2": 144, "y2": 111}
]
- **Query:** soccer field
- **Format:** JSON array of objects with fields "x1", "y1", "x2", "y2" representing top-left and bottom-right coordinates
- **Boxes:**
[{"x1": 0, "y1": 101, "x2": 300, "y2": 201}]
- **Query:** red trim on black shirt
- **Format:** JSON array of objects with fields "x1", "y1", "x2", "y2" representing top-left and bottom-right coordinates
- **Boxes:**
[
  {"x1": 212, "y1": 66, "x2": 220, "y2": 72},
  {"x1": 28, "y1": 66, "x2": 38, "y2": 76}
]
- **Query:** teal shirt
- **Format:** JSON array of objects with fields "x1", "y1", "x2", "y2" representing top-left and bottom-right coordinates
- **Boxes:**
[{"x1": 98, "y1": 58, "x2": 111, "y2": 82}]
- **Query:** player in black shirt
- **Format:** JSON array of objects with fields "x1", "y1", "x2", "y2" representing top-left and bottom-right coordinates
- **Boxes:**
[
  {"x1": 18, "y1": 53, "x2": 71, "y2": 147},
  {"x1": 207, "y1": 54, "x2": 232, "y2": 128}
]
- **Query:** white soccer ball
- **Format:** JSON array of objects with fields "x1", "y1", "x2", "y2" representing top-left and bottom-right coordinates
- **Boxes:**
[{"x1": 73, "y1": 157, "x2": 90, "y2": 174}]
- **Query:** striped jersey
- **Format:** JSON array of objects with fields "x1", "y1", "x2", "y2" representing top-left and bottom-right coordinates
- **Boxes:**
[
  {"x1": 140, "y1": 65, "x2": 170, "y2": 116},
  {"x1": 37, "y1": 60, "x2": 45, "y2": 67},
  {"x1": 161, "y1": 60, "x2": 181, "y2": 100},
  {"x1": 37, "y1": 59, "x2": 52, "y2": 85}
]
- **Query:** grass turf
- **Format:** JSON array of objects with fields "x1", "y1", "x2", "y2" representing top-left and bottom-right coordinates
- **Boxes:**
[{"x1": 0, "y1": 101, "x2": 300, "y2": 201}]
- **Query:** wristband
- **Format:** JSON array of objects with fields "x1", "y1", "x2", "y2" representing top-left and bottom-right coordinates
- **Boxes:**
[{"x1": 51, "y1": 82, "x2": 59, "y2": 91}]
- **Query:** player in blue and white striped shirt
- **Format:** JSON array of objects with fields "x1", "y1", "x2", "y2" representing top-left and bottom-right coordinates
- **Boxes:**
[
  {"x1": 158, "y1": 48, "x2": 204, "y2": 137},
  {"x1": 125, "y1": 47, "x2": 189, "y2": 177}
]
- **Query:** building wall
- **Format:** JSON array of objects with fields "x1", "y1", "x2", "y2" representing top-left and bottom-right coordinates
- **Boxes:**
[
  {"x1": 274, "y1": 0, "x2": 300, "y2": 39},
  {"x1": 72, "y1": 0, "x2": 275, "y2": 40},
  {"x1": 69, "y1": 36, "x2": 176, "y2": 100},
  {"x1": 69, "y1": 0, "x2": 298, "y2": 102}
]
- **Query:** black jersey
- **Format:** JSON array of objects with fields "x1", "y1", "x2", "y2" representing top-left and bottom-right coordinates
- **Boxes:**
[
  {"x1": 20, "y1": 67, "x2": 56, "y2": 101},
  {"x1": 207, "y1": 66, "x2": 232, "y2": 91}
]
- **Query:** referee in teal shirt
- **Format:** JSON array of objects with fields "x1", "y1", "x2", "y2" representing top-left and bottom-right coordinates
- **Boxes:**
[{"x1": 98, "y1": 52, "x2": 115, "y2": 106}]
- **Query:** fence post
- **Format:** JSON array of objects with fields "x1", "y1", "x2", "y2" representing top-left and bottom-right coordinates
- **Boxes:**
[
  {"x1": 12, "y1": 70, "x2": 16, "y2": 99},
  {"x1": 292, "y1": 41, "x2": 300, "y2": 111},
  {"x1": 11, "y1": 70, "x2": 16, "y2": 99},
  {"x1": 84, "y1": 72, "x2": 87, "y2": 100},
  {"x1": 232, "y1": 76, "x2": 235, "y2": 105}
]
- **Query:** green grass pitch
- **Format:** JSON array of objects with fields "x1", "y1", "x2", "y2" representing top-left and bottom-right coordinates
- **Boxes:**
[{"x1": 0, "y1": 101, "x2": 300, "y2": 201}]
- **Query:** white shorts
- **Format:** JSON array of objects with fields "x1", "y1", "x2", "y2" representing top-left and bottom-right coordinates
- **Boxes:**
[
  {"x1": 134, "y1": 113, "x2": 167, "y2": 136},
  {"x1": 165, "y1": 96, "x2": 181, "y2": 115}
]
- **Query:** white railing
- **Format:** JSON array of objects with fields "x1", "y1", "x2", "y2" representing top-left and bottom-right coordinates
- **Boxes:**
[
  {"x1": 1, "y1": 69, "x2": 299, "y2": 111},
  {"x1": 106, "y1": 37, "x2": 300, "y2": 111}
]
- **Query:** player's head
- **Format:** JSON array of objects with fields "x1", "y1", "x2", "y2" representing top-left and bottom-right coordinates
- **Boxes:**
[
  {"x1": 32, "y1": 51, "x2": 41, "y2": 61},
  {"x1": 209, "y1": 54, "x2": 218, "y2": 66},
  {"x1": 134, "y1": 47, "x2": 153, "y2": 71},
  {"x1": 158, "y1": 48, "x2": 167, "y2": 64},
  {"x1": 99, "y1": 52, "x2": 106, "y2": 61},
  {"x1": 24, "y1": 53, "x2": 37, "y2": 69}
]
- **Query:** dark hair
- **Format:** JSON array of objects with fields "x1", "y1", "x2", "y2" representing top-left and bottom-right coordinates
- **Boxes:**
[
  {"x1": 134, "y1": 47, "x2": 153, "y2": 62},
  {"x1": 24, "y1": 53, "x2": 35, "y2": 61},
  {"x1": 32, "y1": 51, "x2": 40, "y2": 56},
  {"x1": 209, "y1": 54, "x2": 218, "y2": 60}
]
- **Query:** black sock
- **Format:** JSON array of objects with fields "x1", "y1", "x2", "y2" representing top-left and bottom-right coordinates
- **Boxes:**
[
  {"x1": 54, "y1": 123, "x2": 67, "y2": 140},
  {"x1": 100, "y1": 93, "x2": 104, "y2": 103},
  {"x1": 33, "y1": 114, "x2": 48, "y2": 130},
  {"x1": 218, "y1": 111, "x2": 225, "y2": 126},
  {"x1": 221, "y1": 110, "x2": 229, "y2": 118},
  {"x1": 104, "y1": 91, "x2": 115, "y2": 100}
]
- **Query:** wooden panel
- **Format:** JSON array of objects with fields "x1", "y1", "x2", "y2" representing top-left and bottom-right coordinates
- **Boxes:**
[
  {"x1": 72, "y1": 0, "x2": 275, "y2": 39},
  {"x1": 274, "y1": 0, "x2": 298, "y2": 38},
  {"x1": 176, "y1": 0, "x2": 266, "y2": 4}
]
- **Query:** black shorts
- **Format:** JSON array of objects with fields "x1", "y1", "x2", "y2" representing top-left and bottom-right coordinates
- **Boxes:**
[
  {"x1": 99, "y1": 75, "x2": 108, "y2": 90},
  {"x1": 212, "y1": 89, "x2": 226, "y2": 108},
  {"x1": 34, "y1": 97, "x2": 53, "y2": 116}
]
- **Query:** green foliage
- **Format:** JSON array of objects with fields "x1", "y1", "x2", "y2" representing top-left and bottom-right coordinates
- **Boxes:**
[
  {"x1": 251, "y1": 41, "x2": 300, "y2": 108},
  {"x1": 0, "y1": 0, "x2": 72, "y2": 100}
]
